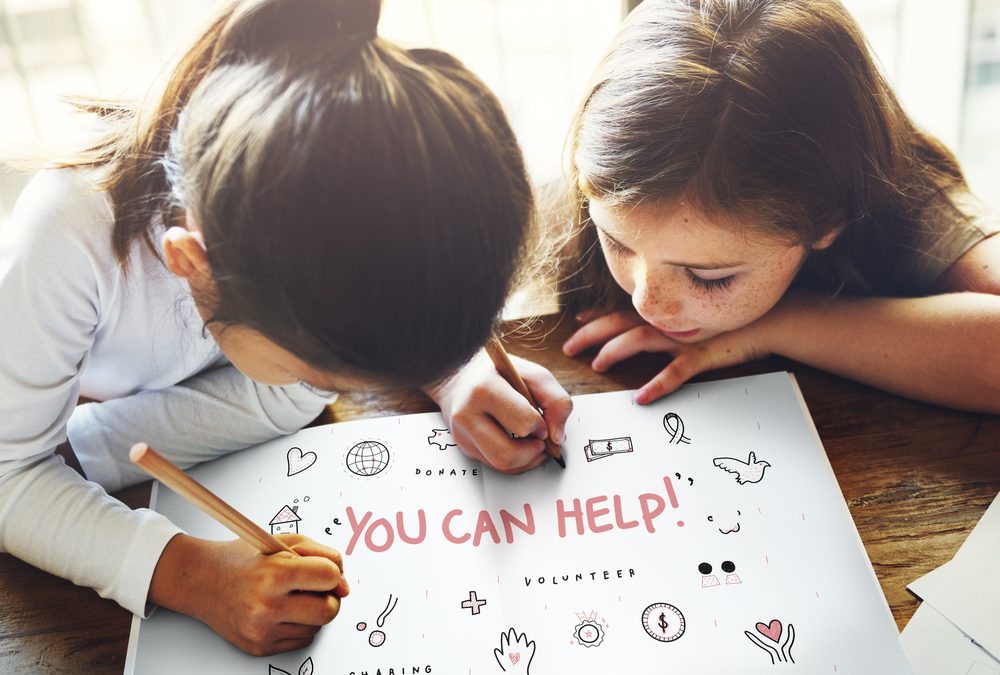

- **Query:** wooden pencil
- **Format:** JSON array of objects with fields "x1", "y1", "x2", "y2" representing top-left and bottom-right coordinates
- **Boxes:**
[
  {"x1": 484, "y1": 334, "x2": 566, "y2": 468},
  {"x1": 129, "y1": 442, "x2": 348, "y2": 596}
]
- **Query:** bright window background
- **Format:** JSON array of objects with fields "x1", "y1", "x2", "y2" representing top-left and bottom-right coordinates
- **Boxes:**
[{"x1": 1, "y1": 0, "x2": 998, "y2": 221}]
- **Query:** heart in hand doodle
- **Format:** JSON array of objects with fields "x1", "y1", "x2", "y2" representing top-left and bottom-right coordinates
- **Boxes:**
[
  {"x1": 509, "y1": 653, "x2": 521, "y2": 666},
  {"x1": 755, "y1": 619, "x2": 782, "y2": 642},
  {"x1": 286, "y1": 447, "x2": 317, "y2": 476}
]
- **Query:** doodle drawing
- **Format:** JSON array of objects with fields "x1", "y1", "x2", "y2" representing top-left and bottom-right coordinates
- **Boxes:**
[
  {"x1": 346, "y1": 440, "x2": 390, "y2": 478},
  {"x1": 713, "y1": 452, "x2": 771, "y2": 485},
  {"x1": 707, "y1": 510, "x2": 742, "y2": 534},
  {"x1": 698, "y1": 561, "x2": 741, "y2": 588},
  {"x1": 494, "y1": 627, "x2": 535, "y2": 674},
  {"x1": 572, "y1": 611, "x2": 607, "y2": 648},
  {"x1": 269, "y1": 656, "x2": 313, "y2": 675},
  {"x1": 662, "y1": 413, "x2": 691, "y2": 444},
  {"x1": 461, "y1": 590, "x2": 488, "y2": 616},
  {"x1": 641, "y1": 602, "x2": 686, "y2": 642},
  {"x1": 744, "y1": 619, "x2": 796, "y2": 664},
  {"x1": 286, "y1": 446, "x2": 317, "y2": 476},
  {"x1": 427, "y1": 428, "x2": 457, "y2": 451},
  {"x1": 583, "y1": 436, "x2": 633, "y2": 462},
  {"x1": 269, "y1": 505, "x2": 301, "y2": 535},
  {"x1": 357, "y1": 594, "x2": 399, "y2": 648}
]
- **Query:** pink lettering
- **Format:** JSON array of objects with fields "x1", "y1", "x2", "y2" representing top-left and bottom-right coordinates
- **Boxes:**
[
  {"x1": 345, "y1": 506, "x2": 372, "y2": 555},
  {"x1": 613, "y1": 494, "x2": 639, "y2": 529},
  {"x1": 638, "y1": 493, "x2": 665, "y2": 533},
  {"x1": 585, "y1": 495, "x2": 613, "y2": 533},
  {"x1": 557, "y1": 498, "x2": 585, "y2": 538},
  {"x1": 499, "y1": 504, "x2": 535, "y2": 543},
  {"x1": 442, "y1": 509, "x2": 470, "y2": 544},
  {"x1": 396, "y1": 509, "x2": 427, "y2": 545},
  {"x1": 472, "y1": 510, "x2": 501, "y2": 546}
]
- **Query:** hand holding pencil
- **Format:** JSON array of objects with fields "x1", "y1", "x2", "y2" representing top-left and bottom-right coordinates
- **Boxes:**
[
  {"x1": 423, "y1": 332, "x2": 573, "y2": 474},
  {"x1": 133, "y1": 443, "x2": 348, "y2": 657}
]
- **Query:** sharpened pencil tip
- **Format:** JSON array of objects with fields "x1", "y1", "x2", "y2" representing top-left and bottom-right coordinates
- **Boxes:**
[{"x1": 553, "y1": 453, "x2": 566, "y2": 469}]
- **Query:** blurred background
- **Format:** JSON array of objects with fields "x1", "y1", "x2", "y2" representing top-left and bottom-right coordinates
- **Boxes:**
[{"x1": 0, "y1": 0, "x2": 998, "y2": 224}]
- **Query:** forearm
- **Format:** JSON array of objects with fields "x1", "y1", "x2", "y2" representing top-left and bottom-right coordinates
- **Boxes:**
[
  {"x1": 765, "y1": 292, "x2": 1000, "y2": 413},
  {"x1": 68, "y1": 365, "x2": 332, "y2": 493},
  {"x1": 0, "y1": 454, "x2": 181, "y2": 615}
]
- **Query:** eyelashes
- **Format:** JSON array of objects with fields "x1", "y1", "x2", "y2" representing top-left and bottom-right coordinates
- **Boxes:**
[
  {"x1": 598, "y1": 231, "x2": 736, "y2": 293},
  {"x1": 684, "y1": 269, "x2": 735, "y2": 292}
]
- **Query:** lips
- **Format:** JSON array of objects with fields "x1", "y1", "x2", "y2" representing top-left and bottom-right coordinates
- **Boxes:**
[{"x1": 661, "y1": 328, "x2": 701, "y2": 339}]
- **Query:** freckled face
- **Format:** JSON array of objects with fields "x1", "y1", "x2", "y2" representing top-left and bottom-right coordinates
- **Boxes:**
[{"x1": 588, "y1": 199, "x2": 809, "y2": 343}]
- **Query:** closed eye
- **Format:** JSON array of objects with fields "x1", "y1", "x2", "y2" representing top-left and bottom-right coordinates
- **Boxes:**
[
  {"x1": 685, "y1": 268, "x2": 735, "y2": 291},
  {"x1": 597, "y1": 230, "x2": 633, "y2": 259}
]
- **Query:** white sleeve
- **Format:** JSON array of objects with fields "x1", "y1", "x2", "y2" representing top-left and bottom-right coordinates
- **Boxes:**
[
  {"x1": 0, "y1": 171, "x2": 333, "y2": 616},
  {"x1": 0, "y1": 169, "x2": 180, "y2": 616},
  {"x1": 68, "y1": 369, "x2": 331, "y2": 493}
]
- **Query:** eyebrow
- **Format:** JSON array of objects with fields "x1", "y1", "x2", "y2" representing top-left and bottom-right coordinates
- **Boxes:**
[{"x1": 598, "y1": 228, "x2": 746, "y2": 270}]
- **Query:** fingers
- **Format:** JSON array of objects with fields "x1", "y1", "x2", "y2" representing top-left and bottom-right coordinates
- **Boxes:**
[
  {"x1": 270, "y1": 536, "x2": 349, "y2": 597},
  {"x1": 563, "y1": 311, "x2": 646, "y2": 356},
  {"x1": 514, "y1": 356, "x2": 573, "y2": 445},
  {"x1": 635, "y1": 347, "x2": 712, "y2": 404},
  {"x1": 273, "y1": 553, "x2": 343, "y2": 593},
  {"x1": 591, "y1": 325, "x2": 678, "y2": 372},
  {"x1": 279, "y1": 591, "x2": 342, "y2": 626},
  {"x1": 451, "y1": 414, "x2": 546, "y2": 474}
]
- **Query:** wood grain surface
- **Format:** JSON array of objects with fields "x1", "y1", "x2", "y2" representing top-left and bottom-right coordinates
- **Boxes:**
[{"x1": 1, "y1": 314, "x2": 997, "y2": 673}]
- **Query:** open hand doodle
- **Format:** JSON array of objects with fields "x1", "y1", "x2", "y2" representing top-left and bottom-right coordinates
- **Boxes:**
[
  {"x1": 744, "y1": 619, "x2": 796, "y2": 664},
  {"x1": 494, "y1": 627, "x2": 535, "y2": 674}
]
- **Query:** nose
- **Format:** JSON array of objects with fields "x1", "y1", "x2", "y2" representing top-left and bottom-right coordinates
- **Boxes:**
[{"x1": 631, "y1": 266, "x2": 682, "y2": 325}]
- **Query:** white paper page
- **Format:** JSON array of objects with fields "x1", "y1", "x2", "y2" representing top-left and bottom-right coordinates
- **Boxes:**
[
  {"x1": 128, "y1": 417, "x2": 510, "y2": 674},
  {"x1": 127, "y1": 371, "x2": 909, "y2": 674},
  {"x1": 901, "y1": 604, "x2": 1000, "y2": 675},
  {"x1": 483, "y1": 371, "x2": 908, "y2": 673},
  {"x1": 906, "y1": 492, "x2": 1000, "y2": 663}
]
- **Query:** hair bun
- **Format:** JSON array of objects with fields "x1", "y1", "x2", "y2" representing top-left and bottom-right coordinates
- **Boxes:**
[{"x1": 331, "y1": 0, "x2": 381, "y2": 38}]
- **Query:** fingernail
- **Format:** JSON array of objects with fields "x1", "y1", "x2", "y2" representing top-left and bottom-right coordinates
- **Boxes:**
[
  {"x1": 634, "y1": 389, "x2": 649, "y2": 405},
  {"x1": 337, "y1": 577, "x2": 351, "y2": 597},
  {"x1": 575, "y1": 313, "x2": 584, "y2": 322},
  {"x1": 562, "y1": 341, "x2": 575, "y2": 355},
  {"x1": 553, "y1": 429, "x2": 565, "y2": 445},
  {"x1": 591, "y1": 359, "x2": 604, "y2": 372}
]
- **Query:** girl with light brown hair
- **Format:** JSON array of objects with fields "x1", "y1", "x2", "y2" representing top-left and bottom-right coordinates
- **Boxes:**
[
  {"x1": 560, "y1": 0, "x2": 1000, "y2": 412},
  {"x1": 0, "y1": 0, "x2": 571, "y2": 656}
]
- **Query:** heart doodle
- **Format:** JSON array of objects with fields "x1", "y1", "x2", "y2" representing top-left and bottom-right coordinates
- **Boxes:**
[
  {"x1": 287, "y1": 447, "x2": 317, "y2": 476},
  {"x1": 755, "y1": 619, "x2": 782, "y2": 642},
  {"x1": 508, "y1": 653, "x2": 520, "y2": 666}
]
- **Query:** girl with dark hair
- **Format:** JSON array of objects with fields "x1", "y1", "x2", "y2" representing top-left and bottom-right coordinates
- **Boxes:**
[
  {"x1": 560, "y1": 0, "x2": 1000, "y2": 412},
  {"x1": 0, "y1": 0, "x2": 570, "y2": 656}
]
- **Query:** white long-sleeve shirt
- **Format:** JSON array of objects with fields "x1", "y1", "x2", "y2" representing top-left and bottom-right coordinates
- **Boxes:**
[{"x1": 0, "y1": 169, "x2": 331, "y2": 616}]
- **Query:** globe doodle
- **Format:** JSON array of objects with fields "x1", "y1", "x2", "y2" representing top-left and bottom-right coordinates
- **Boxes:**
[{"x1": 346, "y1": 440, "x2": 390, "y2": 477}]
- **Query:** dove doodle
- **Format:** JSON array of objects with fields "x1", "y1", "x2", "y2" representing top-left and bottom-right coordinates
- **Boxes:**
[{"x1": 713, "y1": 452, "x2": 771, "y2": 485}]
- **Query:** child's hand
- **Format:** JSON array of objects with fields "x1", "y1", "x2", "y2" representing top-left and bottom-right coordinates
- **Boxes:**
[
  {"x1": 563, "y1": 309, "x2": 770, "y2": 403},
  {"x1": 425, "y1": 349, "x2": 572, "y2": 474},
  {"x1": 150, "y1": 533, "x2": 346, "y2": 656}
]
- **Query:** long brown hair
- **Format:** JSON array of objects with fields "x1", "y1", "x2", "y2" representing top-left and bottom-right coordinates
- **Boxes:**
[
  {"x1": 60, "y1": 0, "x2": 535, "y2": 388},
  {"x1": 564, "y1": 0, "x2": 967, "y2": 311}
]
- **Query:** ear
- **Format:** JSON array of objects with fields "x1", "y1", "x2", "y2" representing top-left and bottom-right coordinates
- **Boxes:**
[
  {"x1": 811, "y1": 224, "x2": 846, "y2": 251},
  {"x1": 162, "y1": 225, "x2": 211, "y2": 283}
]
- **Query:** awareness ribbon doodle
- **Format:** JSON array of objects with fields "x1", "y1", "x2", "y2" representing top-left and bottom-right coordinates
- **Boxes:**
[{"x1": 663, "y1": 413, "x2": 691, "y2": 444}]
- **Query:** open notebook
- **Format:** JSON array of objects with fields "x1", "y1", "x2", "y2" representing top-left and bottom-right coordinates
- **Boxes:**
[{"x1": 125, "y1": 371, "x2": 910, "y2": 674}]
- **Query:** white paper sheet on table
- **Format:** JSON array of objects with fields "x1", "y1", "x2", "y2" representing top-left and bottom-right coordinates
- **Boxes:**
[
  {"x1": 902, "y1": 492, "x2": 1000, "y2": 673},
  {"x1": 124, "y1": 372, "x2": 909, "y2": 674}
]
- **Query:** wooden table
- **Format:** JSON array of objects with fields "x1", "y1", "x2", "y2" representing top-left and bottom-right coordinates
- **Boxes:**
[{"x1": 1, "y1": 314, "x2": 997, "y2": 673}]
